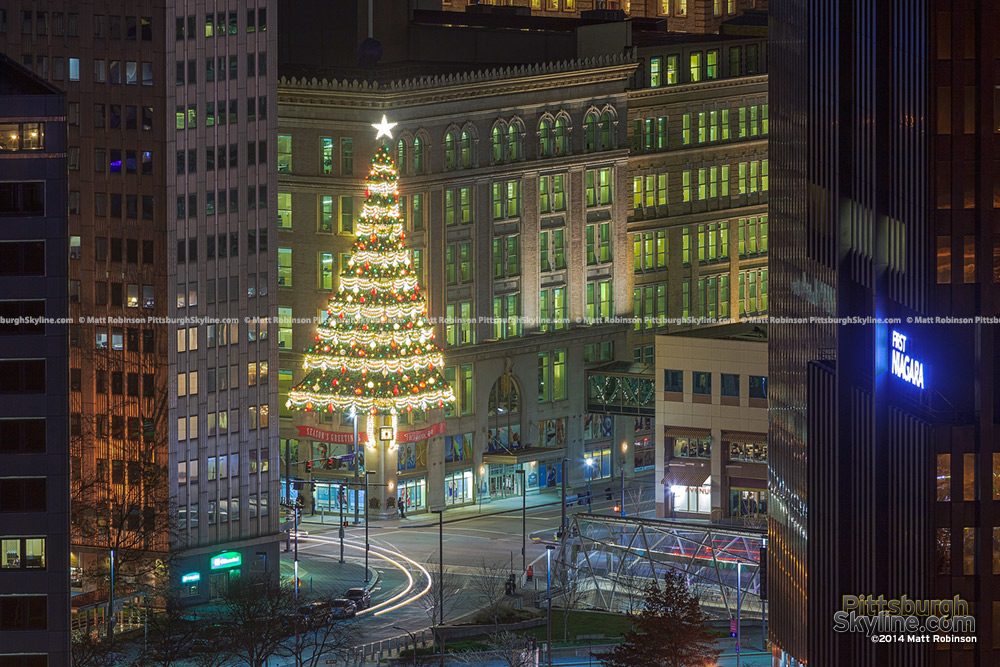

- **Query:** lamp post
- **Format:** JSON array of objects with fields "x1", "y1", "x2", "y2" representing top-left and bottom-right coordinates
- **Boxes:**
[
  {"x1": 478, "y1": 465, "x2": 485, "y2": 514},
  {"x1": 546, "y1": 545, "x2": 555, "y2": 666},
  {"x1": 620, "y1": 442, "x2": 628, "y2": 518},
  {"x1": 522, "y1": 468, "x2": 527, "y2": 574},
  {"x1": 338, "y1": 483, "x2": 345, "y2": 564},
  {"x1": 364, "y1": 470, "x2": 375, "y2": 582},
  {"x1": 352, "y1": 407, "x2": 360, "y2": 526},
  {"x1": 431, "y1": 508, "x2": 445, "y2": 667},
  {"x1": 736, "y1": 560, "x2": 742, "y2": 667},
  {"x1": 393, "y1": 626, "x2": 418, "y2": 667},
  {"x1": 585, "y1": 458, "x2": 594, "y2": 513}
]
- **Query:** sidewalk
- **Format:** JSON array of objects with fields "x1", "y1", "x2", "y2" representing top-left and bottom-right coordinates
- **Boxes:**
[{"x1": 295, "y1": 474, "x2": 655, "y2": 532}]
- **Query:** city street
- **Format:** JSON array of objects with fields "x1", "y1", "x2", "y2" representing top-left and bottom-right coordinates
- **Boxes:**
[{"x1": 282, "y1": 480, "x2": 654, "y2": 647}]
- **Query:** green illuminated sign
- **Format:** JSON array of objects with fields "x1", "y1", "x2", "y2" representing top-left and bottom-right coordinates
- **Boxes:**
[
  {"x1": 210, "y1": 551, "x2": 241, "y2": 570},
  {"x1": 181, "y1": 572, "x2": 201, "y2": 583}
]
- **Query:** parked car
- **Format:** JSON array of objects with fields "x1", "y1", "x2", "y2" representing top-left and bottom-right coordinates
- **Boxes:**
[
  {"x1": 329, "y1": 599, "x2": 357, "y2": 619},
  {"x1": 297, "y1": 600, "x2": 333, "y2": 626},
  {"x1": 343, "y1": 587, "x2": 371, "y2": 610}
]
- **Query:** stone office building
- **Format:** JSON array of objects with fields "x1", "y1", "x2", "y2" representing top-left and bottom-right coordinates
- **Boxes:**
[{"x1": 277, "y1": 56, "x2": 638, "y2": 515}]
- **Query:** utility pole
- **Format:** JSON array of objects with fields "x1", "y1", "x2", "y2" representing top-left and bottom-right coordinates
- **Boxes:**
[
  {"x1": 736, "y1": 560, "x2": 742, "y2": 667},
  {"x1": 339, "y1": 483, "x2": 345, "y2": 564},
  {"x1": 546, "y1": 545, "x2": 555, "y2": 666},
  {"x1": 352, "y1": 409, "x2": 360, "y2": 525}
]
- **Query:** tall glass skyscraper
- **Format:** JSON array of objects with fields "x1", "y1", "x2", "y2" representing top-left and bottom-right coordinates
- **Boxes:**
[{"x1": 771, "y1": 2, "x2": 997, "y2": 665}]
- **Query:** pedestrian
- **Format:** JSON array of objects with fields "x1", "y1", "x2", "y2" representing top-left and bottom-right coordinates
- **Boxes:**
[{"x1": 398, "y1": 501, "x2": 406, "y2": 520}]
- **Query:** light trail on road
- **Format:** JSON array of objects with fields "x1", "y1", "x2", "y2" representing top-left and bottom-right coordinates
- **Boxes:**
[{"x1": 297, "y1": 534, "x2": 432, "y2": 618}]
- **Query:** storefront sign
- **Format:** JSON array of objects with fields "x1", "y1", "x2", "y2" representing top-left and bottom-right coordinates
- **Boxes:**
[
  {"x1": 890, "y1": 331, "x2": 925, "y2": 390},
  {"x1": 181, "y1": 572, "x2": 201, "y2": 583},
  {"x1": 297, "y1": 422, "x2": 446, "y2": 444},
  {"x1": 210, "y1": 551, "x2": 241, "y2": 570}
]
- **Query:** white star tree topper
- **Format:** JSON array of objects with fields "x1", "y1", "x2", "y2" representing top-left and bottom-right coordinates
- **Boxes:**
[{"x1": 372, "y1": 115, "x2": 397, "y2": 140}]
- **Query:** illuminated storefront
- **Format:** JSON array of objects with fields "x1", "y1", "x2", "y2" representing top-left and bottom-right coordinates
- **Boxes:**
[{"x1": 444, "y1": 469, "x2": 474, "y2": 505}]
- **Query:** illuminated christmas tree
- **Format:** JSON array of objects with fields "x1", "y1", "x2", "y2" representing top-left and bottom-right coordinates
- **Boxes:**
[{"x1": 287, "y1": 117, "x2": 454, "y2": 446}]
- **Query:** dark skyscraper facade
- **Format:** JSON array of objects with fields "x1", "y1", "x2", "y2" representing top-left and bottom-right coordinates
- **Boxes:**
[
  {"x1": 0, "y1": 54, "x2": 70, "y2": 666},
  {"x1": 771, "y1": 2, "x2": 998, "y2": 666}
]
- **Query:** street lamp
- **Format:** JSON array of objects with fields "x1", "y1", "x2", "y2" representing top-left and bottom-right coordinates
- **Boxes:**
[
  {"x1": 364, "y1": 470, "x2": 375, "y2": 582},
  {"x1": 351, "y1": 407, "x2": 360, "y2": 526},
  {"x1": 546, "y1": 545, "x2": 556, "y2": 666},
  {"x1": 620, "y1": 441, "x2": 628, "y2": 518},
  {"x1": 522, "y1": 466, "x2": 528, "y2": 573},
  {"x1": 393, "y1": 626, "x2": 418, "y2": 667},
  {"x1": 585, "y1": 458, "x2": 594, "y2": 513}
]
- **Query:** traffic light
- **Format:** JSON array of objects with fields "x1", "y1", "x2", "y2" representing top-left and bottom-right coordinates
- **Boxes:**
[
  {"x1": 613, "y1": 505, "x2": 620, "y2": 513},
  {"x1": 605, "y1": 487, "x2": 613, "y2": 501},
  {"x1": 326, "y1": 457, "x2": 335, "y2": 470},
  {"x1": 305, "y1": 461, "x2": 313, "y2": 472}
]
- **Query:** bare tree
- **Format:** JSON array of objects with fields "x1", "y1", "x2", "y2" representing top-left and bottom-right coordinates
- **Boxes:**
[
  {"x1": 208, "y1": 573, "x2": 297, "y2": 667},
  {"x1": 70, "y1": 340, "x2": 176, "y2": 644},
  {"x1": 417, "y1": 567, "x2": 466, "y2": 627},
  {"x1": 136, "y1": 592, "x2": 202, "y2": 667},
  {"x1": 558, "y1": 567, "x2": 587, "y2": 642},
  {"x1": 279, "y1": 608, "x2": 359, "y2": 667},
  {"x1": 70, "y1": 629, "x2": 138, "y2": 667},
  {"x1": 487, "y1": 631, "x2": 535, "y2": 667},
  {"x1": 470, "y1": 558, "x2": 513, "y2": 627}
]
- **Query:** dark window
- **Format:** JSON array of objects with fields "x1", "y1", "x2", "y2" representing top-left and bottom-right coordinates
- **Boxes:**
[
  {"x1": 126, "y1": 239, "x2": 138, "y2": 263},
  {"x1": 142, "y1": 329, "x2": 154, "y2": 353},
  {"x1": 0, "y1": 653, "x2": 48, "y2": 666},
  {"x1": 0, "y1": 301, "x2": 44, "y2": 334},
  {"x1": 142, "y1": 240, "x2": 153, "y2": 264},
  {"x1": 127, "y1": 373, "x2": 138, "y2": 397},
  {"x1": 0, "y1": 479, "x2": 46, "y2": 512},
  {"x1": 749, "y1": 375, "x2": 767, "y2": 399},
  {"x1": 70, "y1": 368, "x2": 81, "y2": 391},
  {"x1": 663, "y1": 369, "x2": 683, "y2": 393},
  {"x1": 721, "y1": 373, "x2": 740, "y2": 397},
  {"x1": 0, "y1": 360, "x2": 44, "y2": 393},
  {"x1": 0, "y1": 419, "x2": 46, "y2": 453},
  {"x1": 692, "y1": 371, "x2": 711, "y2": 395},
  {"x1": 0, "y1": 242, "x2": 44, "y2": 276},
  {"x1": 0, "y1": 595, "x2": 47, "y2": 630},
  {"x1": 142, "y1": 373, "x2": 154, "y2": 397},
  {"x1": 0, "y1": 182, "x2": 44, "y2": 216}
]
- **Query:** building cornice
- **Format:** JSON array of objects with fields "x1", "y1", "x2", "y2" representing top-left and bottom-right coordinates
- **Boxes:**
[
  {"x1": 627, "y1": 74, "x2": 768, "y2": 102},
  {"x1": 278, "y1": 54, "x2": 638, "y2": 109}
]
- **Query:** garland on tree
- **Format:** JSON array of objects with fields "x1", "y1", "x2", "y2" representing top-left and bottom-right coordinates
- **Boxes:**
[{"x1": 286, "y1": 144, "x2": 454, "y2": 446}]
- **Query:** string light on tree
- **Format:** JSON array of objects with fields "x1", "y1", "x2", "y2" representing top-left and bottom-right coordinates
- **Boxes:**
[{"x1": 287, "y1": 118, "x2": 454, "y2": 445}]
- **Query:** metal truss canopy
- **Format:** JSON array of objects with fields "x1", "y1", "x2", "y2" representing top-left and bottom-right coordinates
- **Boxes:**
[
  {"x1": 565, "y1": 514, "x2": 766, "y2": 622},
  {"x1": 585, "y1": 362, "x2": 655, "y2": 416}
]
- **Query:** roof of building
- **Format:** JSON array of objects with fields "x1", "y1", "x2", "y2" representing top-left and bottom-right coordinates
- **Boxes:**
[{"x1": 0, "y1": 51, "x2": 62, "y2": 96}]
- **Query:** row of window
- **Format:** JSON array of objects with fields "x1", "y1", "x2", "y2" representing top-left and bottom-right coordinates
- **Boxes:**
[
  {"x1": 94, "y1": 104, "x2": 154, "y2": 131},
  {"x1": 176, "y1": 186, "x2": 267, "y2": 221},
  {"x1": 176, "y1": 492, "x2": 270, "y2": 532},
  {"x1": 631, "y1": 161, "x2": 768, "y2": 210},
  {"x1": 646, "y1": 42, "x2": 764, "y2": 88},
  {"x1": 92, "y1": 280, "x2": 155, "y2": 310},
  {"x1": 177, "y1": 143, "x2": 266, "y2": 176},
  {"x1": 177, "y1": 406, "x2": 268, "y2": 440},
  {"x1": 664, "y1": 370, "x2": 767, "y2": 397},
  {"x1": 175, "y1": 54, "x2": 267, "y2": 86},
  {"x1": 669, "y1": 438, "x2": 767, "y2": 464},
  {"x1": 175, "y1": 9, "x2": 267, "y2": 40},
  {"x1": 86, "y1": 369, "x2": 153, "y2": 400},
  {"x1": 0, "y1": 419, "x2": 46, "y2": 454},
  {"x1": 174, "y1": 98, "x2": 268, "y2": 129},
  {"x1": 13, "y1": 11, "x2": 154, "y2": 39},
  {"x1": 632, "y1": 104, "x2": 768, "y2": 152}
]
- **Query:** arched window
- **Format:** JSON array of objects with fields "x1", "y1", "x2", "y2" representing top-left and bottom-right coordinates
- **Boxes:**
[
  {"x1": 487, "y1": 372, "x2": 521, "y2": 455},
  {"x1": 413, "y1": 137, "x2": 425, "y2": 174},
  {"x1": 444, "y1": 130, "x2": 458, "y2": 170},
  {"x1": 492, "y1": 125, "x2": 504, "y2": 163},
  {"x1": 507, "y1": 124, "x2": 521, "y2": 161},
  {"x1": 585, "y1": 113, "x2": 598, "y2": 152},
  {"x1": 460, "y1": 130, "x2": 472, "y2": 168},
  {"x1": 488, "y1": 374, "x2": 520, "y2": 416},
  {"x1": 396, "y1": 139, "x2": 407, "y2": 175},
  {"x1": 554, "y1": 118, "x2": 568, "y2": 155},
  {"x1": 600, "y1": 111, "x2": 614, "y2": 150},
  {"x1": 538, "y1": 118, "x2": 552, "y2": 157}
]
